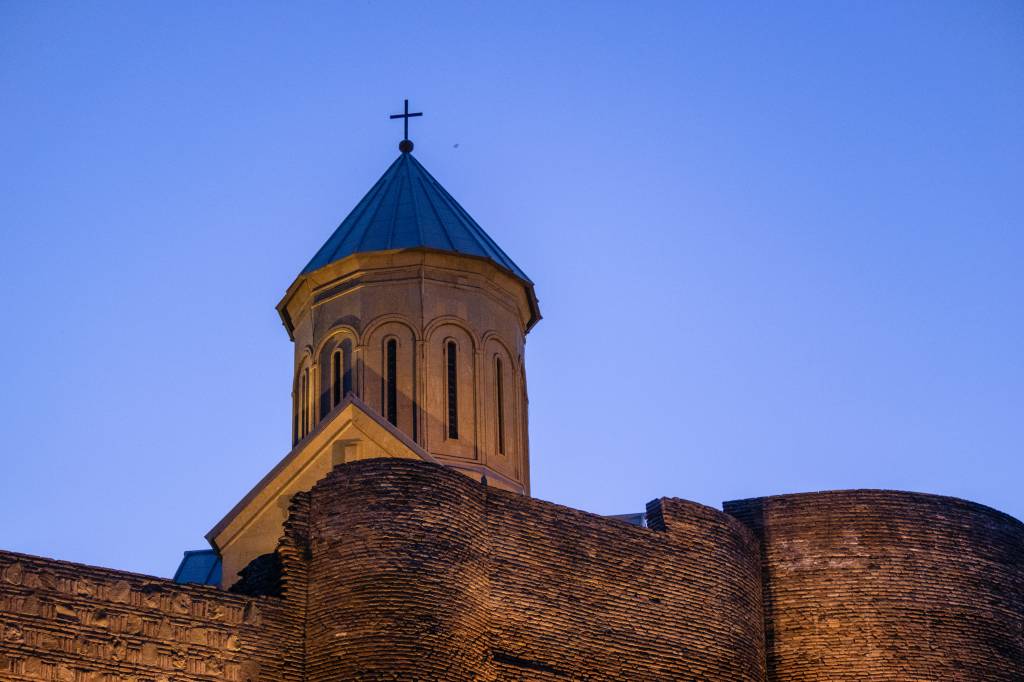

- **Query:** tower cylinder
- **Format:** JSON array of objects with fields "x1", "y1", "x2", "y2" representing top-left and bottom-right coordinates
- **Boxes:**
[
  {"x1": 725, "y1": 490, "x2": 1024, "y2": 680},
  {"x1": 303, "y1": 459, "x2": 494, "y2": 680}
]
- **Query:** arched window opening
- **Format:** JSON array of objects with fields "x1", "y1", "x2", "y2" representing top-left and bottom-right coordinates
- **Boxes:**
[
  {"x1": 446, "y1": 341, "x2": 459, "y2": 440},
  {"x1": 292, "y1": 399, "x2": 299, "y2": 445},
  {"x1": 341, "y1": 339, "x2": 353, "y2": 398},
  {"x1": 495, "y1": 356, "x2": 505, "y2": 455},
  {"x1": 326, "y1": 338, "x2": 355, "y2": 415},
  {"x1": 384, "y1": 339, "x2": 398, "y2": 426},
  {"x1": 300, "y1": 367, "x2": 310, "y2": 438},
  {"x1": 332, "y1": 350, "x2": 342, "y2": 407}
]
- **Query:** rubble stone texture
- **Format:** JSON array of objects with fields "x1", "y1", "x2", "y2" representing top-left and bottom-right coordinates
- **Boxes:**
[{"x1": 2, "y1": 458, "x2": 1022, "y2": 680}]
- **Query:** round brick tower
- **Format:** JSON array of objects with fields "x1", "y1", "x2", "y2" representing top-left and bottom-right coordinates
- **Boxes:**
[
  {"x1": 302, "y1": 459, "x2": 494, "y2": 680},
  {"x1": 725, "y1": 490, "x2": 1024, "y2": 680}
]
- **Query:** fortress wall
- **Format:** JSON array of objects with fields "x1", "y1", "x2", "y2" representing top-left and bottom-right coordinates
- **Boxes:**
[
  {"x1": 484, "y1": 491, "x2": 765, "y2": 680},
  {"x1": 725, "y1": 490, "x2": 1024, "y2": 682},
  {"x1": 0, "y1": 550, "x2": 301, "y2": 682},
  {"x1": 12, "y1": 461, "x2": 1019, "y2": 681},
  {"x1": 302, "y1": 460, "x2": 495, "y2": 681},
  {"x1": 300, "y1": 458, "x2": 766, "y2": 680}
]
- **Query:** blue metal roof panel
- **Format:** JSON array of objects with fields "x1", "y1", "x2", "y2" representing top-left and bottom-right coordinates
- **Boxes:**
[
  {"x1": 172, "y1": 549, "x2": 222, "y2": 586},
  {"x1": 301, "y1": 153, "x2": 531, "y2": 282}
]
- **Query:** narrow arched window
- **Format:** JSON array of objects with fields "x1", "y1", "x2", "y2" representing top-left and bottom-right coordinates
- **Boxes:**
[
  {"x1": 329, "y1": 339, "x2": 355, "y2": 411},
  {"x1": 384, "y1": 339, "x2": 398, "y2": 426},
  {"x1": 446, "y1": 341, "x2": 459, "y2": 439},
  {"x1": 332, "y1": 350, "x2": 342, "y2": 407},
  {"x1": 495, "y1": 356, "x2": 505, "y2": 455},
  {"x1": 301, "y1": 367, "x2": 310, "y2": 437},
  {"x1": 341, "y1": 339, "x2": 353, "y2": 398}
]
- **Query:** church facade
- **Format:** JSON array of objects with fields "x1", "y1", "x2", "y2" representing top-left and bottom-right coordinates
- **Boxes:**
[{"x1": 1, "y1": 134, "x2": 1022, "y2": 681}]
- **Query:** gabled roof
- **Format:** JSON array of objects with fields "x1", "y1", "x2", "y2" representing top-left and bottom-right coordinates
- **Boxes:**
[
  {"x1": 302, "y1": 152, "x2": 531, "y2": 283},
  {"x1": 207, "y1": 393, "x2": 439, "y2": 587}
]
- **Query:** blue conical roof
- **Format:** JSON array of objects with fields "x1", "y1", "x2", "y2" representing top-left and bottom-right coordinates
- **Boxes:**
[{"x1": 302, "y1": 153, "x2": 531, "y2": 283}]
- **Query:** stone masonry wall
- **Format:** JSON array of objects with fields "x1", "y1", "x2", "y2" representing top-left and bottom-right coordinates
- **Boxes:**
[
  {"x1": 725, "y1": 490, "x2": 1024, "y2": 681},
  {"x1": 295, "y1": 458, "x2": 766, "y2": 681},
  {"x1": 0, "y1": 549, "x2": 303, "y2": 682}
]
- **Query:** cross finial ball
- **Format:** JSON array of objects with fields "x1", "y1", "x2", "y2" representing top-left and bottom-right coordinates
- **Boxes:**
[{"x1": 389, "y1": 99, "x2": 423, "y2": 153}]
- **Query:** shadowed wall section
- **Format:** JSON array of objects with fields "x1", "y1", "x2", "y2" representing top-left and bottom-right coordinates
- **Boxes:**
[{"x1": 725, "y1": 490, "x2": 1024, "y2": 681}]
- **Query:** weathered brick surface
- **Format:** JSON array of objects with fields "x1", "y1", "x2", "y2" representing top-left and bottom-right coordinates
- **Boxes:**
[
  {"x1": 488, "y1": 493, "x2": 765, "y2": 680},
  {"x1": 4, "y1": 460, "x2": 1023, "y2": 680},
  {"x1": 0, "y1": 550, "x2": 302, "y2": 681},
  {"x1": 725, "y1": 490, "x2": 1024, "y2": 681},
  {"x1": 297, "y1": 458, "x2": 766, "y2": 680}
]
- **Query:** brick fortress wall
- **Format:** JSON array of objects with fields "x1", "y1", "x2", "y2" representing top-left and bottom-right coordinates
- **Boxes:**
[
  {"x1": 3, "y1": 458, "x2": 1022, "y2": 681},
  {"x1": 289, "y1": 458, "x2": 767, "y2": 680},
  {"x1": 725, "y1": 490, "x2": 1024, "y2": 681},
  {"x1": 0, "y1": 550, "x2": 304, "y2": 681}
]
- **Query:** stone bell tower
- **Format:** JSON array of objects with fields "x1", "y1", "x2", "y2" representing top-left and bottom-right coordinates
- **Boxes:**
[
  {"x1": 276, "y1": 114, "x2": 540, "y2": 496},
  {"x1": 209, "y1": 106, "x2": 540, "y2": 585}
]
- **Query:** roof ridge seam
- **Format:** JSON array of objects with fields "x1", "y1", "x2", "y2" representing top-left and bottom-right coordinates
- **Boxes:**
[
  {"x1": 387, "y1": 157, "x2": 409, "y2": 249},
  {"x1": 302, "y1": 155, "x2": 401, "y2": 273},
  {"x1": 346, "y1": 169, "x2": 393, "y2": 256},
  {"x1": 407, "y1": 157, "x2": 427, "y2": 247},
  {"x1": 412, "y1": 163, "x2": 458, "y2": 251},
  {"x1": 355, "y1": 156, "x2": 403, "y2": 252},
  {"x1": 415, "y1": 156, "x2": 526, "y2": 275}
]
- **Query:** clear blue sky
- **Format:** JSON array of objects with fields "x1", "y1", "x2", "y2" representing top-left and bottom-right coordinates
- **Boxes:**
[{"x1": 2, "y1": 2, "x2": 1021, "y2": 578}]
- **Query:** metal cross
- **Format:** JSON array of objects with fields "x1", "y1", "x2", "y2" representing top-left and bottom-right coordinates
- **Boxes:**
[{"x1": 389, "y1": 99, "x2": 423, "y2": 141}]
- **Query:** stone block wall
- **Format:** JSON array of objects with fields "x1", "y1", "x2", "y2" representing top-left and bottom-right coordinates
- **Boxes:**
[{"x1": 725, "y1": 490, "x2": 1024, "y2": 681}]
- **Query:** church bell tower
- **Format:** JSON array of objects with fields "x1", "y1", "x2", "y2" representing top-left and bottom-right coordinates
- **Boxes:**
[
  {"x1": 209, "y1": 103, "x2": 540, "y2": 586},
  {"x1": 277, "y1": 103, "x2": 540, "y2": 495}
]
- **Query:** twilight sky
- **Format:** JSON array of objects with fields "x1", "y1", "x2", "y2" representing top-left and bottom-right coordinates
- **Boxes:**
[{"x1": 1, "y1": 2, "x2": 1022, "y2": 578}]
